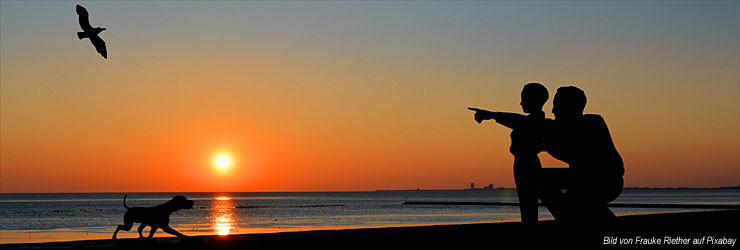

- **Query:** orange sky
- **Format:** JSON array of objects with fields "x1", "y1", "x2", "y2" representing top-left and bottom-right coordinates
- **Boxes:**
[{"x1": 1, "y1": 2, "x2": 738, "y2": 192}]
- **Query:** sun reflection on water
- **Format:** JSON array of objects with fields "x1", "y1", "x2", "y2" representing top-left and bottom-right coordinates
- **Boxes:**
[{"x1": 210, "y1": 196, "x2": 238, "y2": 236}]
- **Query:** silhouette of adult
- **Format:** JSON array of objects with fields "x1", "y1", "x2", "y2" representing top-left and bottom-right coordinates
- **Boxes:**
[{"x1": 539, "y1": 86, "x2": 624, "y2": 225}]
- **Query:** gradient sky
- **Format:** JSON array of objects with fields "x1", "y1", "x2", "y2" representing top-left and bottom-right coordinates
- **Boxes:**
[{"x1": 1, "y1": 1, "x2": 738, "y2": 192}]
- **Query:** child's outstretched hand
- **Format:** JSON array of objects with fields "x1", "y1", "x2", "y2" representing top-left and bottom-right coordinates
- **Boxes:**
[{"x1": 468, "y1": 107, "x2": 494, "y2": 124}]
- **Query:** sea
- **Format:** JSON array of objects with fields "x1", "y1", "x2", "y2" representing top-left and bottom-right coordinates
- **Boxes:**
[{"x1": 1, "y1": 189, "x2": 738, "y2": 244}]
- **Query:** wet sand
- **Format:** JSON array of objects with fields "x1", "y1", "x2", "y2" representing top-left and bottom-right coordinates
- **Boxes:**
[{"x1": 2, "y1": 210, "x2": 738, "y2": 249}]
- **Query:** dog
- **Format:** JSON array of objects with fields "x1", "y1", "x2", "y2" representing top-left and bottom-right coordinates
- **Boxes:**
[{"x1": 112, "y1": 195, "x2": 194, "y2": 239}]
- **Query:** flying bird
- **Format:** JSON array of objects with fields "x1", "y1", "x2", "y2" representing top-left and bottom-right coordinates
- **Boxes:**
[{"x1": 76, "y1": 4, "x2": 107, "y2": 59}]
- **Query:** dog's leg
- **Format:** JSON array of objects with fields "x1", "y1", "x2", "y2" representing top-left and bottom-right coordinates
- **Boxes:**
[
  {"x1": 114, "y1": 211, "x2": 135, "y2": 240},
  {"x1": 112, "y1": 227, "x2": 120, "y2": 240},
  {"x1": 137, "y1": 224, "x2": 147, "y2": 238},
  {"x1": 147, "y1": 227, "x2": 158, "y2": 238},
  {"x1": 161, "y1": 225, "x2": 187, "y2": 238},
  {"x1": 113, "y1": 223, "x2": 133, "y2": 239}
]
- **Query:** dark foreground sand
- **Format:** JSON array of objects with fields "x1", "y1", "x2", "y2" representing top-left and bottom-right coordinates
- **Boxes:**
[{"x1": 3, "y1": 210, "x2": 738, "y2": 249}]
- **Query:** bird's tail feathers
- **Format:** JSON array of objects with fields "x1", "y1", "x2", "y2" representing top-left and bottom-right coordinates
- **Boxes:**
[
  {"x1": 123, "y1": 195, "x2": 130, "y2": 209},
  {"x1": 77, "y1": 32, "x2": 87, "y2": 40}
]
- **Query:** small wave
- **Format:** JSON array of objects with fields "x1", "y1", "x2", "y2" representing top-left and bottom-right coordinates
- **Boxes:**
[
  {"x1": 234, "y1": 205, "x2": 273, "y2": 209},
  {"x1": 236, "y1": 204, "x2": 347, "y2": 209},
  {"x1": 296, "y1": 204, "x2": 347, "y2": 208}
]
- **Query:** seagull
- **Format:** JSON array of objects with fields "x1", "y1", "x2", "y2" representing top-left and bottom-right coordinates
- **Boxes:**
[{"x1": 76, "y1": 4, "x2": 107, "y2": 59}]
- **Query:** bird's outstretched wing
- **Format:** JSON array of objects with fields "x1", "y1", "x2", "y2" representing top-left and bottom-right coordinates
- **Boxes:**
[
  {"x1": 76, "y1": 5, "x2": 92, "y2": 31},
  {"x1": 90, "y1": 35, "x2": 107, "y2": 59}
]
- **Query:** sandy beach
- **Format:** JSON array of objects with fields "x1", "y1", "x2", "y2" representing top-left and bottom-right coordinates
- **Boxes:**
[{"x1": 2, "y1": 210, "x2": 737, "y2": 249}]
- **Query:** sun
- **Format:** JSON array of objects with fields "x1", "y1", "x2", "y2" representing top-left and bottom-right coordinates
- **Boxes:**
[{"x1": 215, "y1": 155, "x2": 231, "y2": 169}]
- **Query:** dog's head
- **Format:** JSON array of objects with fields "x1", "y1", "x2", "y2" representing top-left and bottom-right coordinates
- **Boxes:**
[{"x1": 170, "y1": 195, "x2": 194, "y2": 210}]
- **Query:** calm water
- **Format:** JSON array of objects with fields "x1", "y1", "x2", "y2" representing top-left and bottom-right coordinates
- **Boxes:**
[{"x1": 1, "y1": 189, "x2": 738, "y2": 243}]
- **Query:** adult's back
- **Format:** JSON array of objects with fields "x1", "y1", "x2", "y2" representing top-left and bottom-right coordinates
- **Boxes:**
[{"x1": 547, "y1": 113, "x2": 624, "y2": 203}]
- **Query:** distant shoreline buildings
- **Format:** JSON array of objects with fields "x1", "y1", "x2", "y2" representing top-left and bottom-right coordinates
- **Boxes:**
[
  {"x1": 465, "y1": 183, "x2": 495, "y2": 191},
  {"x1": 375, "y1": 183, "x2": 501, "y2": 192}
]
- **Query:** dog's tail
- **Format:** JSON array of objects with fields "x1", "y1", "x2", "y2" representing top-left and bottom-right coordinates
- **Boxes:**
[{"x1": 123, "y1": 195, "x2": 130, "y2": 209}]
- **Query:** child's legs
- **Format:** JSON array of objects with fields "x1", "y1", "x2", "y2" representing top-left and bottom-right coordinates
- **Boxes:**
[
  {"x1": 539, "y1": 168, "x2": 569, "y2": 221},
  {"x1": 513, "y1": 155, "x2": 542, "y2": 225}
]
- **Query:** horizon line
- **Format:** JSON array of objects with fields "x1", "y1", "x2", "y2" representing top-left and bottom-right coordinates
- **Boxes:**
[{"x1": 1, "y1": 186, "x2": 739, "y2": 194}]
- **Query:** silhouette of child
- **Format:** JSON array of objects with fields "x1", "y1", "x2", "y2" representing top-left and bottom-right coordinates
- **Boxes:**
[{"x1": 468, "y1": 83, "x2": 549, "y2": 227}]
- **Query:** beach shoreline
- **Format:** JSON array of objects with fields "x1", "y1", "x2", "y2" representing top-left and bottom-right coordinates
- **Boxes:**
[{"x1": 3, "y1": 210, "x2": 738, "y2": 249}]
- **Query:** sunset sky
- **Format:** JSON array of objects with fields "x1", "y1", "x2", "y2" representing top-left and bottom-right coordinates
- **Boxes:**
[{"x1": 1, "y1": 1, "x2": 738, "y2": 192}]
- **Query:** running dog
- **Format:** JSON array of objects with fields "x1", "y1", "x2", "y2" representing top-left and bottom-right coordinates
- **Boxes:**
[{"x1": 112, "y1": 195, "x2": 194, "y2": 239}]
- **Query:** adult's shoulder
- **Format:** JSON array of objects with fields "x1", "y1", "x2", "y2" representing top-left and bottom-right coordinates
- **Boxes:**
[
  {"x1": 581, "y1": 114, "x2": 611, "y2": 132},
  {"x1": 583, "y1": 114, "x2": 607, "y2": 124}
]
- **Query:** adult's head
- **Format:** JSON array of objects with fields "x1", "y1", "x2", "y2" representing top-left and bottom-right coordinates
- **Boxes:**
[
  {"x1": 520, "y1": 82, "x2": 549, "y2": 114},
  {"x1": 552, "y1": 86, "x2": 586, "y2": 120}
]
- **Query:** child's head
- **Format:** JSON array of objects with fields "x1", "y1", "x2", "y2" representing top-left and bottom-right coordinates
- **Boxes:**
[{"x1": 520, "y1": 82, "x2": 548, "y2": 114}]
